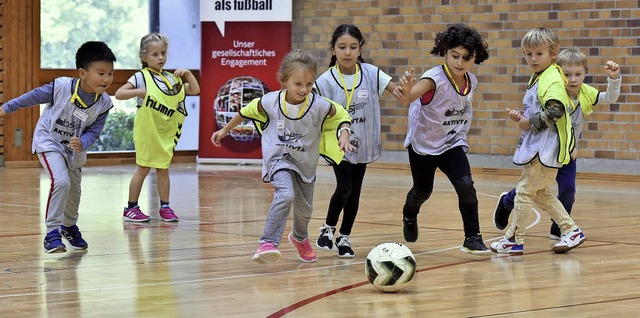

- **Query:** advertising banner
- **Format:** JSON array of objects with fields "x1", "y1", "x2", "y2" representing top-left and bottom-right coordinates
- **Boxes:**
[{"x1": 198, "y1": 0, "x2": 292, "y2": 162}]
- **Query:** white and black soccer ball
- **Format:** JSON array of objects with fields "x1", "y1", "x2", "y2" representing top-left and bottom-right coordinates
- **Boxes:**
[{"x1": 365, "y1": 242, "x2": 416, "y2": 292}]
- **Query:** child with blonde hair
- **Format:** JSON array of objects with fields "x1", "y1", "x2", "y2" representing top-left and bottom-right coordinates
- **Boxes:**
[
  {"x1": 211, "y1": 49, "x2": 354, "y2": 264},
  {"x1": 493, "y1": 47, "x2": 620, "y2": 239},
  {"x1": 491, "y1": 28, "x2": 587, "y2": 255},
  {"x1": 115, "y1": 33, "x2": 200, "y2": 222}
]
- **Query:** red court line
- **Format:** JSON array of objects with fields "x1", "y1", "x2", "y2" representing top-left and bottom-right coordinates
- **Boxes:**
[
  {"x1": 266, "y1": 242, "x2": 614, "y2": 317},
  {"x1": 266, "y1": 257, "x2": 490, "y2": 318}
]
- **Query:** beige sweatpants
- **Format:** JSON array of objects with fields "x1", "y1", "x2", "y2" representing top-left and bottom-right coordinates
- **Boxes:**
[{"x1": 506, "y1": 157, "x2": 578, "y2": 244}]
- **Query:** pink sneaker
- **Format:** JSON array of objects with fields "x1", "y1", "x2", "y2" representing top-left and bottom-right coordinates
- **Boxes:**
[
  {"x1": 288, "y1": 232, "x2": 317, "y2": 262},
  {"x1": 252, "y1": 242, "x2": 281, "y2": 264},
  {"x1": 123, "y1": 206, "x2": 150, "y2": 222},
  {"x1": 159, "y1": 206, "x2": 179, "y2": 222}
]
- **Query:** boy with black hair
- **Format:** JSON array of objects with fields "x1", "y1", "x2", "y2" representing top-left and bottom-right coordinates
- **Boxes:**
[{"x1": 0, "y1": 41, "x2": 117, "y2": 253}]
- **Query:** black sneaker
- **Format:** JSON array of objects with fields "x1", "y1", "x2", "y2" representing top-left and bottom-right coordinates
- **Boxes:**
[
  {"x1": 493, "y1": 192, "x2": 511, "y2": 230},
  {"x1": 403, "y1": 217, "x2": 419, "y2": 242},
  {"x1": 336, "y1": 235, "x2": 354, "y2": 258},
  {"x1": 316, "y1": 224, "x2": 336, "y2": 250},
  {"x1": 460, "y1": 235, "x2": 490, "y2": 254},
  {"x1": 61, "y1": 225, "x2": 88, "y2": 250}
]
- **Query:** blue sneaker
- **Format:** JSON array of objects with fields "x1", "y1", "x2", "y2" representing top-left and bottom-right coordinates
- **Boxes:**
[
  {"x1": 44, "y1": 230, "x2": 66, "y2": 253},
  {"x1": 490, "y1": 235, "x2": 524, "y2": 255},
  {"x1": 61, "y1": 225, "x2": 88, "y2": 250}
]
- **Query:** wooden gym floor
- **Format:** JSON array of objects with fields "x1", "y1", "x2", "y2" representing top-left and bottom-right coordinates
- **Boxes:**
[{"x1": 0, "y1": 162, "x2": 639, "y2": 317}]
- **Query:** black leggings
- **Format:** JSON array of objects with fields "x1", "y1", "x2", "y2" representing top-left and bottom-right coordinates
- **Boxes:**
[
  {"x1": 325, "y1": 161, "x2": 367, "y2": 236},
  {"x1": 402, "y1": 145, "x2": 480, "y2": 238}
]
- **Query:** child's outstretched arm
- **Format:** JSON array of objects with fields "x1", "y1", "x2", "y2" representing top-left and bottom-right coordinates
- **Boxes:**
[
  {"x1": 598, "y1": 61, "x2": 621, "y2": 104},
  {"x1": 2, "y1": 83, "x2": 54, "y2": 114},
  {"x1": 174, "y1": 68, "x2": 200, "y2": 95},
  {"x1": 398, "y1": 68, "x2": 436, "y2": 107},
  {"x1": 114, "y1": 82, "x2": 146, "y2": 100},
  {"x1": 210, "y1": 113, "x2": 244, "y2": 146}
]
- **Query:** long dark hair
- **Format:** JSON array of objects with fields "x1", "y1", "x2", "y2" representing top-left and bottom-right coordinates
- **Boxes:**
[{"x1": 329, "y1": 24, "x2": 367, "y2": 67}]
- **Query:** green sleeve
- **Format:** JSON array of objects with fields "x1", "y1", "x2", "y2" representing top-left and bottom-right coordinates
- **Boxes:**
[
  {"x1": 319, "y1": 97, "x2": 351, "y2": 165},
  {"x1": 239, "y1": 98, "x2": 267, "y2": 123}
]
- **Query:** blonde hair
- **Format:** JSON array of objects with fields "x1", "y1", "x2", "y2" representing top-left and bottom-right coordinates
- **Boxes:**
[
  {"x1": 276, "y1": 49, "x2": 318, "y2": 83},
  {"x1": 558, "y1": 46, "x2": 589, "y2": 73},
  {"x1": 521, "y1": 27, "x2": 560, "y2": 57},
  {"x1": 139, "y1": 33, "x2": 169, "y2": 67}
]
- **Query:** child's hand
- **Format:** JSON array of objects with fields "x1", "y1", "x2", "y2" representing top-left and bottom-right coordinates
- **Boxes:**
[
  {"x1": 339, "y1": 137, "x2": 355, "y2": 153},
  {"x1": 0, "y1": 108, "x2": 6, "y2": 117},
  {"x1": 605, "y1": 61, "x2": 620, "y2": 79},
  {"x1": 210, "y1": 130, "x2": 227, "y2": 147},
  {"x1": 399, "y1": 68, "x2": 417, "y2": 93},
  {"x1": 570, "y1": 148, "x2": 578, "y2": 160},
  {"x1": 69, "y1": 137, "x2": 83, "y2": 152},
  {"x1": 338, "y1": 129, "x2": 356, "y2": 152},
  {"x1": 392, "y1": 85, "x2": 405, "y2": 100},
  {"x1": 174, "y1": 68, "x2": 192, "y2": 78},
  {"x1": 506, "y1": 108, "x2": 524, "y2": 122}
]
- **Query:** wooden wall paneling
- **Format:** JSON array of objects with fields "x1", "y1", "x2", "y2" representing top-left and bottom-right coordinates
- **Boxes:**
[
  {"x1": 2, "y1": 0, "x2": 39, "y2": 163},
  {"x1": 0, "y1": 1, "x2": 4, "y2": 157},
  {"x1": 39, "y1": 69, "x2": 200, "y2": 96}
]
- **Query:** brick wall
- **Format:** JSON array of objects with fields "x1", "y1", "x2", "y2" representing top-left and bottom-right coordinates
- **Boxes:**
[{"x1": 292, "y1": 0, "x2": 640, "y2": 161}]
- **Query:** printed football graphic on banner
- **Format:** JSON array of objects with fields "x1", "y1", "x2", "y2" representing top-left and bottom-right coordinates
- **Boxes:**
[{"x1": 214, "y1": 76, "x2": 270, "y2": 141}]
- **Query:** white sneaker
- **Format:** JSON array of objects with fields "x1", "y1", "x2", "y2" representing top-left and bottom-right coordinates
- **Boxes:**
[
  {"x1": 490, "y1": 235, "x2": 524, "y2": 255},
  {"x1": 552, "y1": 228, "x2": 586, "y2": 253}
]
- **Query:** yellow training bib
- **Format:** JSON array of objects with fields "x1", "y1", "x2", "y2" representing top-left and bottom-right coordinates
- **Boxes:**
[{"x1": 133, "y1": 68, "x2": 186, "y2": 168}]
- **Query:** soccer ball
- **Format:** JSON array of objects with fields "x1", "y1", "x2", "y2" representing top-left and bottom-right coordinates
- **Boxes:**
[
  {"x1": 365, "y1": 242, "x2": 416, "y2": 292},
  {"x1": 213, "y1": 76, "x2": 270, "y2": 141}
]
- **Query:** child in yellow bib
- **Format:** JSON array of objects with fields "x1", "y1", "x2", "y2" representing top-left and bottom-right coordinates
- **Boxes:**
[
  {"x1": 135, "y1": 67, "x2": 186, "y2": 168},
  {"x1": 115, "y1": 33, "x2": 200, "y2": 223}
]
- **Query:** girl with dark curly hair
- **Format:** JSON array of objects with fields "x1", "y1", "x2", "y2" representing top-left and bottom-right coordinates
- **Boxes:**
[{"x1": 397, "y1": 23, "x2": 490, "y2": 254}]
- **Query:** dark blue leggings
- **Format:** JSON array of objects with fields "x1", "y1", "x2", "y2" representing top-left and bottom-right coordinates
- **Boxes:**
[{"x1": 502, "y1": 159, "x2": 577, "y2": 227}]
